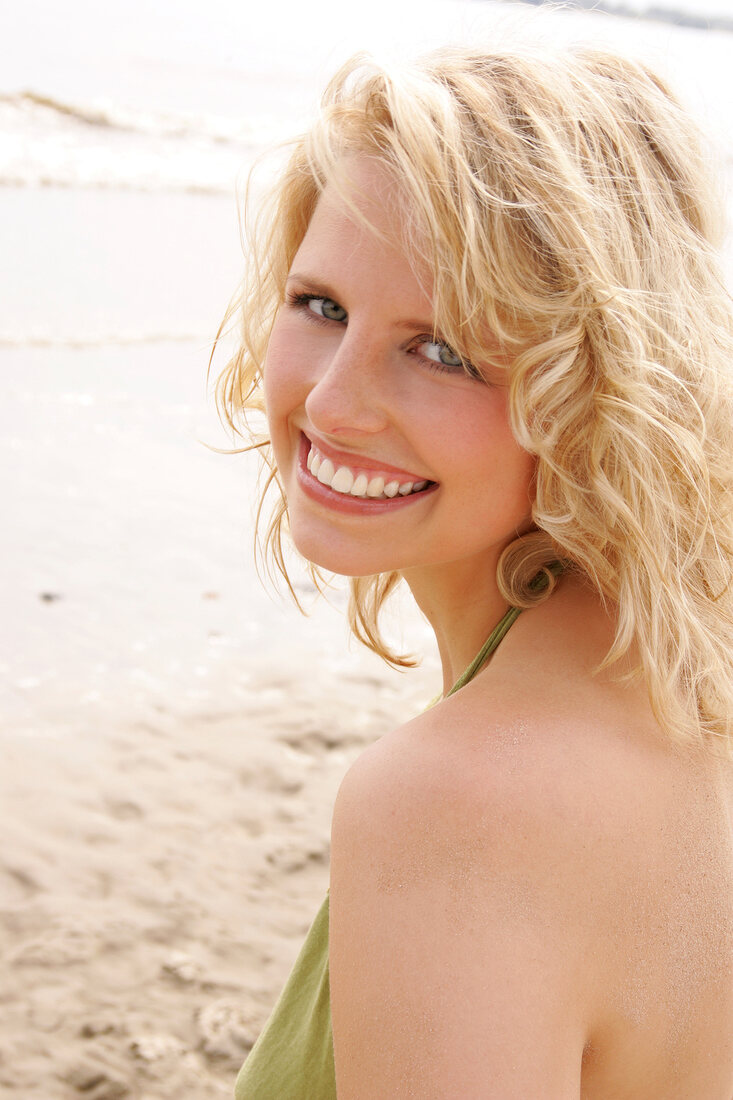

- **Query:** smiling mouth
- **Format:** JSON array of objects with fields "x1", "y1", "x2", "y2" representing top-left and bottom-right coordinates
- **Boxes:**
[{"x1": 304, "y1": 440, "x2": 435, "y2": 501}]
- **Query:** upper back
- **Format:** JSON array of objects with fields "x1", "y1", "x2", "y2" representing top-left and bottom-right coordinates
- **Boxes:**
[
  {"x1": 461, "y1": 582, "x2": 733, "y2": 1098},
  {"x1": 581, "y1": 739, "x2": 733, "y2": 1097},
  {"x1": 330, "y1": 578, "x2": 733, "y2": 1098}
]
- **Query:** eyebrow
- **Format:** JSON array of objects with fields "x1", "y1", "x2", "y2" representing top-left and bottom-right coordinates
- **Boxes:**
[{"x1": 286, "y1": 273, "x2": 438, "y2": 335}]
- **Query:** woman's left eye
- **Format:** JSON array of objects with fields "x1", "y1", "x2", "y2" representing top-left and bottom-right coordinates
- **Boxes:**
[
  {"x1": 414, "y1": 338, "x2": 478, "y2": 377},
  {"x1": 311, "y1": 297, "x2": 347, "y2": 322},
  {"x1": 419, "y1": 340, "x2": 463, "y2": 368}
]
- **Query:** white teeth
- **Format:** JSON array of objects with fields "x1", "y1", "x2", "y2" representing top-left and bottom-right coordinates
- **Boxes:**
[
  {"x1": 366, "y1": 476, "x2": 385, "y2": 497},
  {"x1": 306, "y1": 444, "x2": 428, "y2": 499},
  {"x1": 331, "y1": 466, "x2": 354, "y2": 494},
  {"x1": 317, "y1": 457, "x2": 335, "y2": 485}
]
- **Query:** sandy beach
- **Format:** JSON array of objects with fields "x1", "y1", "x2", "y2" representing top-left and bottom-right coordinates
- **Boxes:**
[
  {"x1": 3, "y1": 1, "x2": 732, "y2": 1096},
  {"x1": 0, "y1": 182, "x2": 442, "y2": 1099},
  {"x1": 0, "y1": 187, "x2": 438, "y2": 1098},
  {"x1": 1, "y1": 612, "x2": 434, "y2": 1099}
]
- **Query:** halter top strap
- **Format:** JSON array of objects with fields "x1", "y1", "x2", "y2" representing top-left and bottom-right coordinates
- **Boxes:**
[
  {"x1": 445, "y1": 604, "x2": 521, "y2": 698},
  {"x1": 443, "y1": 561, "x2": 564, "y2": 699}
]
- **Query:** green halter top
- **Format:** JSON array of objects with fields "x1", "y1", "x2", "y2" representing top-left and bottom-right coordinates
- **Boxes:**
[{"x1": 235, "y1": 602, "x2": 524, "y2": 1100}]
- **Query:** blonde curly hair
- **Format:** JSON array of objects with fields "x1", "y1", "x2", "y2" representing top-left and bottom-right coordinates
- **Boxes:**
[{"x1": 215, "y1": 43, "x2": 733, "y2": 751}]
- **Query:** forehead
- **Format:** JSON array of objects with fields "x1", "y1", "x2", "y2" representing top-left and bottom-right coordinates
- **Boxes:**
[{"x1": 291, "y1": 159, "x2": 434, "y2": 313}]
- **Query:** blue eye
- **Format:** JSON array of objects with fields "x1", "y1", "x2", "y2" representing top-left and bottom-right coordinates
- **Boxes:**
[
  {"x1": 418, "y1": 340, "x2": 464, "y2": 369},
  {"x1": 306, "y1": 296, "x2": 347, "y2": 322},
  {"x1": 412, "y1": 338, "x2": 483, "y2": 380}
]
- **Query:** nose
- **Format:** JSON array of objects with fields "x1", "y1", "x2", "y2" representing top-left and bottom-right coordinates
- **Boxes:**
[{"x1": 304, "y1": 326, "x2": 391, "y2": 438}]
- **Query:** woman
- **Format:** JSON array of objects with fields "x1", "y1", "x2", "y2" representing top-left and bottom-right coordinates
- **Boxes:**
[{"x1": 217, "y1": 42, "x2": 733, "y2": 1098}]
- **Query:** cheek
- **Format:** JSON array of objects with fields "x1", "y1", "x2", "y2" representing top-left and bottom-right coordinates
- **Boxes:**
[
  {"x1": 263, "y1": 324, "x2": 306, "y2": 452},
  {"x1": 495, "y1": 430, "x2": 536, "y2": 514},
  {"x1": 263, "y1": 326, "x2": 292, "y2": 413},
  {"x1": 263, "y1": 312, "x2": 326, "y2": 417},
  {"x1": 451, "y1": 404, "x2": 535, "y2": 520}
]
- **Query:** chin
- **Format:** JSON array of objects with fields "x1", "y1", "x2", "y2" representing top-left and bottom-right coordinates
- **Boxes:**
[{"x1": 289, "y1": 525, "x2": 396, "y2": 579}]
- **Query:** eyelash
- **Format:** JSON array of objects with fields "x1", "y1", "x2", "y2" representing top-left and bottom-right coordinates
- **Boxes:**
[
  {"x1": 287, "y1": 292, "x2": 342, "y2": 328},
  {"x1": 285, "y1": 291, "x2": 481, "y2": 380}
]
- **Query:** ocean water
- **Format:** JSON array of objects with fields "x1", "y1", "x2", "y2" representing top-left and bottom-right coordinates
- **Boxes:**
[
  {"x1": 2, "y1": 0, "x2": 731, "y2": 345},
  {"x1": 2, "y1": 0, "x2": 732, "y2": 732},
  {"x1": 3, "y1": 0, "x2": 732, "y2": 197}
]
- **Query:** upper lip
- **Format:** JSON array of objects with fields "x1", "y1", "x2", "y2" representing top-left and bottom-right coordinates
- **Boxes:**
[{"x1": 302, "y1": 431, "x2": 431, "y2": 482}]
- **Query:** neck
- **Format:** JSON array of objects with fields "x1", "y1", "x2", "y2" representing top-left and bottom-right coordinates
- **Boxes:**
[{"x1": 402, "y1": 551, "x2": 511, "y2": 695}]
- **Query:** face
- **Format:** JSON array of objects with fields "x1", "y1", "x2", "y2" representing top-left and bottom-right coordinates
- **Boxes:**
[{"x1": 264, "y1": 158, "x2": 535, "y2": 584}]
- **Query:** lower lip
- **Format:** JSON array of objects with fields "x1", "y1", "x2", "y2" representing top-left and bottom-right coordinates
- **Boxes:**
[{"x1": 295, "y1": 436, "x2": 437, "y2": 516}]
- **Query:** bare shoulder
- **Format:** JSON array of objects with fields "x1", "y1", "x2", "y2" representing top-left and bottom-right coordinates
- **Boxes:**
[
  {"x1": 330, "y1": 586, "x2": 733, "y2": 1097},
  {"x1": 331, "y1": 581, "x2": 678, "y2": 924},
  {"x1": 331, "y1": 681, "x2": 616, "y2": 908},
  {"x1": 330, "y1": 637, "x2": 670, "y2": 944},
  {"x1": 329, "y1": 681, "x2": 614, "y2": 1097}
]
